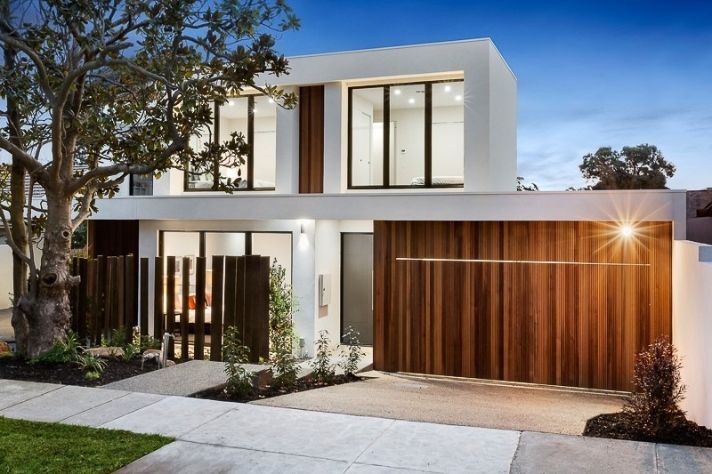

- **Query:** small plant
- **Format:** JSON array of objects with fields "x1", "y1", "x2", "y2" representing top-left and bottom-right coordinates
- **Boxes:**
[
  {"x1": 623, "y1": 336, "x2": 686, "y2": 439},
  {"x1": 339, "y1": 325, "x2": 366, "y2": 379},
  {"x1": 74, "y1": 351, "x2": 108, "y2": 380},
  {"x1": 122, "y1": 328, "x2": 143, "y2": 361},
  {"x1": 223, "y1": 326, "x2": 254, "y2": 399},
  {"x1": 109, "y1": 329, "x2": 128, "y2": 348},
  {"x1": 310, "y1": 330, "x2": 335, "y2": 384},
  {"x1": 268, "y1": 261, "x2": 299, "y2": 389},
  {"x1": 139, "y1": 335, "x2": 162, "y2": 351},
  {"x1": 29, "y1": 331, "x2": 80, "y2": 365}
]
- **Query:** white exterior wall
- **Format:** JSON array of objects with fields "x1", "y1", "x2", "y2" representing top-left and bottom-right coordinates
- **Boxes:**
[
  {"x1": 0, "y1": 244, "x2": 12, "y2": 309},
  {"x1": 96, "y1": 190, "x2": 687, "y2": 235},
  {"x1": 114, "y1": 39, "x2": 517, "y2": 197},
  {"x1": 672, "y1": 240, "x2": 712, "y2": 427}
]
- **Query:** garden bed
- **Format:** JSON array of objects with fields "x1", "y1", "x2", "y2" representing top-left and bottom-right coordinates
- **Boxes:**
[
  {"x1": 0, "y1": 356, "x2": 159, "y2": 387},
  {"x1": 194, "y1": 373, "x2": 364, "y2": 403},
  {"x1": 584, "y1": 411, "x2": 712, "y2": 448}
]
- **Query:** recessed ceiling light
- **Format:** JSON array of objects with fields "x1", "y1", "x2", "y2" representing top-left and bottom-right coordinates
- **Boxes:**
[
  {"x1": 408, "y1": 98, "x2": 415, "y2": 104},
  {"x1": 444, "y1": 85, "x2": 452, "y2": 92},
  {"x1": 455, "y1": 95, "x2": 463, "y2": 101},
  {"x1": 393, "y1": 89, "x2": 402, "y2": 95}
]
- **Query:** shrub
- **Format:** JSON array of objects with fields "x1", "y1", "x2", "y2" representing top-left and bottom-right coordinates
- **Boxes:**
[
  {"x1": 109, "y1": 329, "x2": 128, "y2": 348},
  {"x1": 623, "y1": 336, "x2": 687, "y2": 439},
  {"x1": 268, "y1": 261, "x2": 299, "y2": 389},
  {"x1": 122, "y1": 327, "x2": 143, "y2": 361},
  {"x1": 74, "y1": 352, "x2": 107, "y2": 380},
  {"x1": 223, "y1": 326, "x2": 254, "y2": 399},
  {"x1": 139, "y1": 335, "x2": 161, "y2": 351},
  {"x1": 29, "y1": 331, "x2": 80, "y2": 365},
  {"x1": 339, "y1": 325, "x2": 366, "y2": 378},
  {"x1": 310, "y1": 330, "x2": 335, "y2": 384}
]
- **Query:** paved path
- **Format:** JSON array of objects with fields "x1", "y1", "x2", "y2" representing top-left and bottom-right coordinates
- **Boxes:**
[
  {"x1": 1, "y1": 378, "x2": 710, "y2": 473},
  {"x1": 103, "y1": 360, "x2": 268, "y2": 396}
]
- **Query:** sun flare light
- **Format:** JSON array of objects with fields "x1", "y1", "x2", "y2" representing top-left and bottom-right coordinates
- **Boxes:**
[{"x1": 619, "y1": 223, "x2": 635, "y2": 239}]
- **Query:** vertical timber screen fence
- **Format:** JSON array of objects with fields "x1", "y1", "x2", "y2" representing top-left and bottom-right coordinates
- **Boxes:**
[{"x1": 70, "y1": 254, "x2": 270, "y2": 362}]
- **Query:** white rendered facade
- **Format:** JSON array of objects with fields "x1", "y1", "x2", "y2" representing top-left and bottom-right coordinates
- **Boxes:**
[{"x1": 92, "y1": 39, "x2": 690, "y2": 359}]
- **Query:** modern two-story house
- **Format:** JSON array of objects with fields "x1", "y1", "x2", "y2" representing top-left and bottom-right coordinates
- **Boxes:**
[{"x1": 91, "y1": 39, "x2": 708, "y2": 407}]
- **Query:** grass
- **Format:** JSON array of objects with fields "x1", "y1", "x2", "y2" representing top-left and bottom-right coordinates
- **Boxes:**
[{"x1": 0, "y1": 417, "x2": 173, "y2": 473}]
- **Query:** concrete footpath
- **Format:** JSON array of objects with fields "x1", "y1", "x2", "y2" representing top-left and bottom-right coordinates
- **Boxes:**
[{"x1": 1, "y1": 379, "x2": 711, "y2": 473}]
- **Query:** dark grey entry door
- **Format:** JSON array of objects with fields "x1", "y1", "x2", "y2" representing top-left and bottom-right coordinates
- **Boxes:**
[{"x1": 341, "y1": 233, "x2": 373, "y2": 345}]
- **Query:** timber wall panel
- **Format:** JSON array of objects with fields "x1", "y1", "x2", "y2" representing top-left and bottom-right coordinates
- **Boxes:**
[
  {"x1": 298, "y1": 85, "x2": 324, "y2": 193},
  {"x1": 373, "y1": 220, "x2": 673, "y2": 391}
]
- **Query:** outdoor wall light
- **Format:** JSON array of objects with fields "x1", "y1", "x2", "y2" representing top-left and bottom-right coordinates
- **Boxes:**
[{"x1": 619, "y1": 223, "x2": 635, "y2": 239}]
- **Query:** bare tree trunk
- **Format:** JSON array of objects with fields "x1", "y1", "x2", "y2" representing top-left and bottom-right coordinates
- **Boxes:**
[
  {"x1": 24, "y1": 194, "x2": 75, "y2": 357},
  {"x1": 2, "y1": 18, "x2": 30, "y2": 354},
  {"x1": 9, "y1": 162, "x2": 29, "y2": 353}
]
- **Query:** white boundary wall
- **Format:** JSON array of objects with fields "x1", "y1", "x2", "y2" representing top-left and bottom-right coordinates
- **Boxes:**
[
  {"x1": 0, "y1": 244, "x2": 12, "y2": 309},
  {"x1": 673, "y1": 240, "x2": 712, "y2": 427}
]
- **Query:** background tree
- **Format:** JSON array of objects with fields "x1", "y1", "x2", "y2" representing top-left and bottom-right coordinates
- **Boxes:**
[
  {"x1": 0, "y1": 0, "x2": 298, "y2": 357},
  {"x1": 579, "y1": 144, "x2": 676, "y2": 190},
  {"x1": 516, "y1": 176, "x2": 539, "y2": 191}
]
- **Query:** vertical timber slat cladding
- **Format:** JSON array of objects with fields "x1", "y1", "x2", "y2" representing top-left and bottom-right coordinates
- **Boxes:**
[
  {"x1": 194, "y1": 256, "x2": 206, "y2": 360},
  {"x1": 373, "y1": 220, "x2": 673, "y2": 392},
  {"x1": 139, "y1": 258, "x2": 149, "y2": 336},
  {"x1": 298, "y1": 85, "x2": 325, "y2": 193},
  {"x1": 210, "y1": 256, "x2": 225, "y2": 362}
]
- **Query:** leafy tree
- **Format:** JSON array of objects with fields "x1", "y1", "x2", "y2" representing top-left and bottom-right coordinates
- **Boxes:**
[
  {"x1": 0, "y1": 0, "x2": 298, "y2": 357},
  {"x1": 579, "y1": 144, "x2": 676, "y2": 190}
]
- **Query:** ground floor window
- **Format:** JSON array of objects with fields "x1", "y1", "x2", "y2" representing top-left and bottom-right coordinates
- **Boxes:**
[{"x1": 159, "y1": 230, "x2": 292, "y2": 316}]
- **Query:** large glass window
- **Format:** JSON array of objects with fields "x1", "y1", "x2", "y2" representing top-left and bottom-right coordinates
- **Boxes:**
[
  {"x1": 348, "y1": 80, "x2": 464, "y2": 188},
  {"x1": 185, "y1": 95, "x2": 276, "y2": 191},
  {"x1": 350, "y1": 87, "x2": 385, "y2": 187}
]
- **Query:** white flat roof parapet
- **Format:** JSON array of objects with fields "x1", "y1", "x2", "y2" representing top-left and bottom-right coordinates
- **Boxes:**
[
  {"x1": 261, "y1": 38, "x2": 514, "y2": 86},
  {"x1": 93, "y1": 190, "x2": 686, "y2": 229}
]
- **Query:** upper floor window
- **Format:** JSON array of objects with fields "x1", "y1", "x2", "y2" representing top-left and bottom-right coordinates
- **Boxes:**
[
  {"x1": 348, "y1": 79, "x2": 464, "y2": 189},
  {"x1": 129, "y1": 173, "x2": 153, "y2": 196},
  {"x1": 185, "y1": 95, "x2": 277, "y2": 191}
]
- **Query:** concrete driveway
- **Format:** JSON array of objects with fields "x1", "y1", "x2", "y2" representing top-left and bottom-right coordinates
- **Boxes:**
[{"x1": 252, "y1": 371, "x2": 626, "y2": 436}]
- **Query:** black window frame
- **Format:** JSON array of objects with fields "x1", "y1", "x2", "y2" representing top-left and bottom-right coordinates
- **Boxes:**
[
  {"x1": 129, "y1": 173, "x2": 154, "y2": 196},
  {"x1": 184, "y1": 95, "x2": 276, "y2": 192},
  {"x1": 347, "y1": 79, "x2": 465, "y2": 190},
  {"x1": 158, "y1": 230, "x2": 293, "y2": 281}
]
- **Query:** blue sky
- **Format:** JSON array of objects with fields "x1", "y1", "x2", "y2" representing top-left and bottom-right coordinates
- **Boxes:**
[{"x1": 276, "y1": 0, "x2": 712, "y2": 190}]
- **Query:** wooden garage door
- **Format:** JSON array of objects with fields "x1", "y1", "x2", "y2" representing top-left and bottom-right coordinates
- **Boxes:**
[{"x1": 373, "y1": 221, "x2": 672, "y2": 391}]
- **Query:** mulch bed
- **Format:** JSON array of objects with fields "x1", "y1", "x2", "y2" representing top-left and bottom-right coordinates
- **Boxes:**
[
  {"x1": 195, "y1": 374, "x2": 363, "y2": 403},
  {"x1": 0, "y1": 356, "x2": 158, "y2": 387},
  {"x1": 584, "y1": 412, "x2": 712, "y2": 448}
]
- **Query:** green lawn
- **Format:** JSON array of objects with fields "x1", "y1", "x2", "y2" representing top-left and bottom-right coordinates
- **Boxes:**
[{"x1": 0, "y1": 417, "x2": 173, "y2": 473}]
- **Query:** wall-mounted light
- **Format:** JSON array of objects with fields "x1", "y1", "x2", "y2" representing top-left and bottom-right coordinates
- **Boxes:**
[
  {"x1": 455, "y1": 95, "x2": 463, "y2": 101},
  {"x1": 300, "y1": 222, "x2": 306, "y2": 235},
  {"x1": 618, "y1": 223, "x2": 635, "y2": 239},
  {"x1": 393, "y1": 88, "x2": 402, "y2": 95}
]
